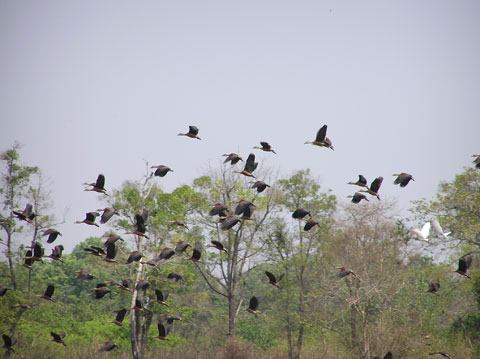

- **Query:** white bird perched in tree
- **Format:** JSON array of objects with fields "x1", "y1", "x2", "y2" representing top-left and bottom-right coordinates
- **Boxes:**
[
  {"x1": 412, "y1": 222, "x2": 430, "y2": 241},
  {"x1": 432, "y1": 219, "x2": 450, "y2": 239}
]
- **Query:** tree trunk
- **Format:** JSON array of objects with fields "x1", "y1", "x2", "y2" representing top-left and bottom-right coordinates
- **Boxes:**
[{"x1": 6, "y1": 231, "x2": 16, "y2": 290}]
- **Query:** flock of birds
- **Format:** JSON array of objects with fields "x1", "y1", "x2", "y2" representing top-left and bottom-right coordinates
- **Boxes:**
[{"x1": 2, "y1": 126, "x2": 479, "y2": 358}]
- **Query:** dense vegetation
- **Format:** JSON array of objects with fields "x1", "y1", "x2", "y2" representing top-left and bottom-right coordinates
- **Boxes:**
[{"x1": 0, "y1": 145, "x2": 478, "y2": 359}]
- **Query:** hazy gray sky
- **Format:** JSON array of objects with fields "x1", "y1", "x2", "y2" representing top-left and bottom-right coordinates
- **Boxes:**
[{"x1": 1, "y1": 1, "x2": 479, "y2": 252}]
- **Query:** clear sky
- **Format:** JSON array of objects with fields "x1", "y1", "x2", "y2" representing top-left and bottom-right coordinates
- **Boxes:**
[{"x1": 1, "y1": 1, "x2": 479, "y2": 252}]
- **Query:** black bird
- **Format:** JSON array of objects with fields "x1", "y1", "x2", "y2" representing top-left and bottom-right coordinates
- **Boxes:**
[
  {"x1": 246, "y1": 296, "x2": 259, "y2": 315},
  {"x1": 42, "y1": 228, "x2": 62, "y2": 243},
  {"x1": 207, "y1": 240, "x2": 228, "y2": 254},
  {"x1": 13, "y1": 203, "x2": 36, "y2": 222},
  {"x1": 0, "y1": 286, "x2": 9, "y2": 297},
  {"x1": 235, "y1": 200, "x2": 256, "y2": 219},
  {"x1": 305, "y1": 125, "x2": 334, "y2": 150},
  {"x1": 347, "y1": 175, "x2": 368, "y2": 188},
  {"x1": 48, "y1": 245, "x2": 64, "y2": 262},
  {"x1": 220, "y1": 216, "x2": 241, "y2": 231},
  {"x1": 360, "y1": 176, "x2": 383, "y2": 200},
  {"x1": 127, "y1": 251, "x2": 143, "y2": 264},
  {"x1": 347, "y1": 192, "x2": 369, "y2": 204},
  {"x1": 91, "y1": 283, "x2": 111, "y2": 299},
  {"x1": 154, "y1": 289, "x2": 169, "y2": 305},
  {"x1": 83, "y1": 245, "x2": 105, "y2": 257},
  {"x1": 472, "y1": 154, "x2": 480, "y2": 169},
  {"x1": 136, "y1": 280, "x2": 150, "y2": 292},
  {"x1": 265, "y1": 271, "x2": 284, "y2": 288},
  {"x1": 98, "y1": 207, "x2": 117, "y2": 224},
  {"x1": 83, "y1": 174, "x2": 107, "y2": 194},
  {"x1": 128, "y1": 213, "x2": 148, "y2": 238},
  {"x1": 151, "y1": 165, "x2": 173, "y2": 177},
  {"x1": 188, "y1": 242, "x2": 202, "y2": 262},
  {"x1": 426, "y1": 281, "x2": 440, "y2": 295},
  {"x1": 22, "y1": 250, "x2": 34, "y2": 270},
  {"x1": 1, "y1": 334, "x2": 14, "y2": 352},
  {"x1": 292, "y1": 208, "x2": 310, "y2": 219},
  {"x1": 50, "y1": 331, "x2": 66, "y2": 346},
  {"x1": 154, "y1": 322, "x2": 170, "y2": 340},
  {"x1": 235, "y1": 153, "x2": 258, "y2": 178},
  {"x1": 393, "y1": 173, "x2": 415, "y2": 187},
  {"x1": 253, "y1": 141, "x2": 276, "y2": 154},
  {"x1": 373, "y1": 352, "x2": 393, "y2": 359},
  {"x1": 167, "y1": 272, "x2": 184, "y2": 283},
  {"x1": 103, "y1": 233, "x2": 124, "y2": 247},
  {"x1": 30, "y1": 241, "x2": 44, "y2": 262},
  {"x1": 209, "y1": 203, "x2": 229, "y2": 217},
  {"x1": 132, "y1": 299, "x2": 143, "y2": 311},
  {"x1": 77, "y1": 269, "x2": 96, "y2": 281},
  {"x1": 75, "y1": 212, "x2": 100, "y2": 227},
  {"x1": 178, "y1": 125, "x2": 201, "y2": 140},
  {"x1": 429, "y1": 352, "x2": 451, "y2": 358},
  {"x1": 223, "y1": 153, "x2": 243, "y2": 165},
  {"x1": 99, "y1": 342, "x2": 118, "y2": 352},
  {"x1": 303, "y1": 219, "x2": 319, "y2": 231},
  {"x1": 111, "y1": 308, "x2": 127, "y2": 327},
  {"x1": 455, "y1": 256, "x2": 473, "y2": 279},
  {"x1": 103, "y1": 242, "x2": 117, "y2": 263},
  {"x1": 251, "y1": 181, "x2": 270, "y2": 193},
  {"x1": 175, "y1": 241, "x2": 190, "y2": 254},
  {"x1": 159, "y1": 247, "x2": 175, "y2": 261},
  {"x1": 37, "y1": 284, "x2": 55, "y2": 302},
  {"x1": 335, "y1": 267, "x2": 357, "y2": 279}
]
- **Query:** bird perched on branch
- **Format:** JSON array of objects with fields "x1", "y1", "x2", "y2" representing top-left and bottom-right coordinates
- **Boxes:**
[
  {"x1": 253, "y1": 141, "x2": 276, "y2": 154},
  {"x1": 83, "y1": 174, "x2": 107, "y2": 194},
  {"x1": 151, "y1": 165, "x2": 173, "y2": 177},
  {"x1": 393, "y1": 173, "x2": 414, "y2": 187},
  {"x1": 178, "y1": 125, "x2": 201, "y2": 140},
  {"x1": 305, "y1": 125, "x2": 334, "y2": 150},
  {"x1": 234, "y1": 153, "x2": 258, "y2": 178}
]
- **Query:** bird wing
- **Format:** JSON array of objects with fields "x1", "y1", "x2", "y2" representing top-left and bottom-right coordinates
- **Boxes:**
[
  {"x1": 260, "y1": 141, "x2": 271, "y2": 150},
  {"x1": 45, "y1": 284, "x2": 55, "y2": 297},
  {"x1": 116, "y1": 308, "x2": 127, "y2": 322},
  {"x1": 106, "y1": 242, "x2": 116, "y2": 259},
  {"x1": 95, "y1": 174, "x2": 105, "y2": 189},
  {"x1": 358, "y1": 175, "x2": 367, "y2": 185},
  {"x1": 244, "y1": 153, "x2": 256, "y2": 173},
  {"x1": 2, "y1": 334, "x2": 12, "y2": 347},
  {"x1": 432, "y1": 219, "x2": 449, "y2": 238},
  {"x1": 265, "y1": 271, "x2": 276, "y2": 283},
  {"x1": 157, "y1": 323, "x2": 167, "y2": 337},
  {"x1": 315, "y1": 125, "x2": 327, "y2": 142},
  {"x1": 235, "y1": 201, "x2": 250, "y2": 216},
  {"x1": 276, "y1": 273, "x2": 285, "y2": 283},
  {"x1": 188, "y1": 125, "x2": 199, "y2": 135},
  {"x1": 51, "y1": 332, "x2": 61, "y2": 341},
  {"x1": 210, "y1": 240, "x2": 224, "y2": 249},
  {"x1": 24, "y1": 203, "x2": 33, "y2": 216},
  {"x1": 458, "y1": 258, "x2": 467, "y2": 273},
  {"x1": 370, "y1": 177, "x2": 383, "y2": 193},
  {"x1": 192, "y1": 242, "x2": 202, "y2": 260},
  {"x1": 249, "y1": 296, "x2": 258, "y2": 311}
]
